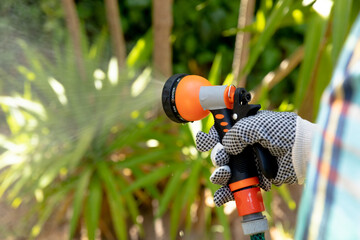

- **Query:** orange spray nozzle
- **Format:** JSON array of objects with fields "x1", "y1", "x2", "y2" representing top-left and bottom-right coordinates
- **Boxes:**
[{"x1": 161, "y1": 74, "x2": 236, "y2": 122}]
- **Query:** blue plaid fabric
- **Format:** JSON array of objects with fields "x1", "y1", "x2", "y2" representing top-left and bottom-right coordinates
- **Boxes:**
[{"x1": 295, "y1": 14, "x2": 360, "y2": 239}]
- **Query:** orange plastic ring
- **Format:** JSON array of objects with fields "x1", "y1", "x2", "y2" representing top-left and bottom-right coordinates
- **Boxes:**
[
  {"x1": 228, "y1": 176, "x2": 259, "y2": 192},
  {"x1": 223, "y1": 85, "x2": 236, "y2": 109}
]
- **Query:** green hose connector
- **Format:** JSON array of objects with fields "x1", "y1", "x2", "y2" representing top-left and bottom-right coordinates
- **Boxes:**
[{"x1": 250, "y1": 232, "x2": 265, "y2": 240}]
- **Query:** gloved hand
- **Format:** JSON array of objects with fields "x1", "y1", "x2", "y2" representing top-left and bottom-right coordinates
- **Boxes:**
[{"x1": 196, "y1": 110, "x2": 317, "y2": 206}]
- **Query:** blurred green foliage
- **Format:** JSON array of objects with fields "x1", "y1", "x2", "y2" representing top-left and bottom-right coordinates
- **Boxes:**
[
  {"x1": 0, "y1": 0, "x2": 360, "y2": 240},
  {"x1": 0, "y1": 29, "x2": 160, "y2": 239}
]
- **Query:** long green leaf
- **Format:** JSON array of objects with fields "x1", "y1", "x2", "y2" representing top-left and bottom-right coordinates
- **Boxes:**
[
  {"x1": 117, "y1": 149, "x2": 173, "y2": 169},
  {"x1": 182, "y1": 160, "x2": 203, "y2": 233},
  {"x1": 85, "y1": 174, "x2": 102, "y2": 240},
  {"x1": 31, "y1": 180, "x2": 74, "y2": 239},
  {"x1": 313, "y1": 44, "x2": 332, "y2": 118},
  {"x1": 0, "y1": 167, "x2": 21, "y2": 198},
  {"x1": 170, "y1": 188, "x2": 184, "y2": 240},
  {"x1": 0, "y1": 96, "x2": 46, "y2": 121},
  {"x1": 88, "y1": 28, "x2": 108, "y2": 64},
  {"x1": 81, "y1": 26, "x2": 91, "y2": 62},
  {"x1": 97, "y1": 161, "x2": 127, "y2": 240},
  {"x1": 117, "y1": 176, "x2": 143, "y2": 236},
  {"x1": 295, "y1": 13, "x2": 328, "y2": 108},
  {"x1": 7, "y1": 165, "x2": 35, "y2": 201},
  {"x1": 156, "y1": 165, "x2": 185, "y2": 218},
  {"x1": 68, "y1": 125, "x2": 96, "y2": 170},
  {"x1": 124, "y1": 164, "x2": 177, "y2": 194},
  {"x1": 69, "y1": 168, "x2": 92, "y2": 239},
  {"x1": 242, "y1": 0, "x2": 293, "y2": 76},
  {"x1": 202, "y1": 167, "x2": 231, "y2": 240},
  {"x1": 208, "y1": 52, "x2": 222, "y2": 85},
  {"x1": 131, "y1": 167, "x2": 161, "y2": 199},
  {"x1": 127, "y1": 29, "x2": 153, "y2": 70},
  {"x1": 181, "y1": 160, "x2": 202, "y2": 208},
  {"x1": 214, "y1": 205, "x2": 231, "y2": 240},
  {"x1": 106, "y1": 118, "x2": 160, "y2": 153},
  {"x1": 332, "y1": 0, "x2": 353, "y2": 63},
  {"x1": 16, "y1": 41, "x2": 57, "y2": 102}
]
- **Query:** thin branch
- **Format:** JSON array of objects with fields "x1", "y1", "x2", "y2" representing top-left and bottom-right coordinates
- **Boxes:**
[
  {"x1": 153, "y1": 0, "x2": 173, "y2": 77},
  {"x1": 104, "y1": 0, "x2": 127, "y2": 69},
  {"x1": 61, "y1": 0, "x2": 86, "y2": 82},
  {"x1": 251, "y1": 46, "x2": 305, "y2": 103},
  {"x1": 232, "y1": 0, "x2": 256, "y2": 87}
]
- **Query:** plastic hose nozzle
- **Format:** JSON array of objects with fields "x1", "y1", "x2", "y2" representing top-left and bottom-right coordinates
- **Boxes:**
[{"x1": 162, "y1": 74, "x2": 269, "y2": 237}]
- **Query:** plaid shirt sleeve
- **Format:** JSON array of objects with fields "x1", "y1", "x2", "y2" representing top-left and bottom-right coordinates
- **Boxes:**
[{"x1": 295, "y1": 14, "x2": 360, "y2": 240}]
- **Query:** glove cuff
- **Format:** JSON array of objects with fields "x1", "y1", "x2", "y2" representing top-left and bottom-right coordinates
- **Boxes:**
[{"x1": 292, "y1": 116, "x2": 318, "y2": 184}]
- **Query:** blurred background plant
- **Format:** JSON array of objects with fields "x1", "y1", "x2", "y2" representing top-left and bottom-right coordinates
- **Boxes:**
[{"x1": 0, "y1": 0, "x2": 359, "y2": 240}]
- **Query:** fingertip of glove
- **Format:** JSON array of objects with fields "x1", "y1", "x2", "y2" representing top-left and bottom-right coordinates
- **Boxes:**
[
  {"x1": 195, "y1": 131, "x2": 208, "y2": 152},
  {"x1": 196, "y1": 131, "x2": 218, "y2": 152},
  {"x1": 210, "y1": 143, "x2": 230, "y2": 167},
  {"x1": 215, "y1": 149, "x2": 230, "y2": 167},
  {"x1": 214, "y1": 186, "x2": 234, "y2": 207},
  {"x1": 209, "y1": 126, "x2": 220, "y2": 141},
  {"x1": 210, "y1": 166, "x2": 231, "y2": 186}
]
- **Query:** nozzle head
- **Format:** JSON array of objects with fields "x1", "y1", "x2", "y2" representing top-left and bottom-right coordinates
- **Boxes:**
[
  {"x1": 162, "y1": 73, "x2": 189, "y2": 123},
  {"x1": 162, "y1": 74, "x2": 212, "y2": 123}
]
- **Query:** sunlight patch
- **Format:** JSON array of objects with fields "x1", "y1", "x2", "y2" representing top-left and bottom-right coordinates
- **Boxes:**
[
  {"x1": 312, "y1": 0, "x2": 333, "y2": 18},
  {"x1": 94, "y1": 69, "x2": 106, "y2": 90},
  {"x1": 35, "y1": 189, "x2": 44, "y2": 203},
  {"x1": 146, "y1": 139, "x2": 159, "y2": 148},
  {"x1": 108, "y1": 57, "x2": 119, "y2": 85},
  {"x1": 131, "y1": 67, "x2": 152, "y2": 97},
  {"x1": 292, "y1": 9, "x2": 304, "y2": 24},
  {"x1": 48, "y1": 77, "x2": 67, "y2": 105}
]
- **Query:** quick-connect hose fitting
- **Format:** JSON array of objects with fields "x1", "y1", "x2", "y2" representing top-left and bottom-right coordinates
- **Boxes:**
[{"x1": 229, "y1": 177, "x2": 265, "y2": 216}]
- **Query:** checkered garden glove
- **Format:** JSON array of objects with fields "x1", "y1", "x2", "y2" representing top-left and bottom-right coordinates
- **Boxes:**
[
  {"x1": 196, "y1": 110, "x2": 317, "y2": 207},
  {"x1": 196, "y1": 126, "x2": 235, "y2": 206}
]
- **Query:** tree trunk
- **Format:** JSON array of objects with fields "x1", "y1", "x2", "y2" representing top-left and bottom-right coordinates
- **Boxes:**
[
  {"x1": 152, "y1": 0, "x2": 173, "y2": 77},
  {"x1": 104, "y1": 0, "x2": 127, "y2": 70},
  {"x1": 61, "y1": 0, "x2": 86, "y2": 82}
]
